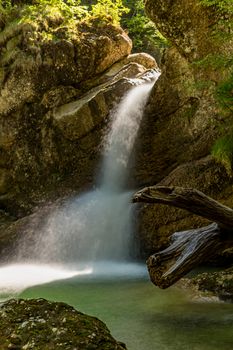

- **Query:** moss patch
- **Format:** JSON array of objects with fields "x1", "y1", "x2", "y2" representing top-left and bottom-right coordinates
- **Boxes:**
[
  {"x1": 192, "y1": 267, "x2": 233, "y2": 300},
  {"x1": 0, "y1": 298, "x2": 127, "y2": 350}
]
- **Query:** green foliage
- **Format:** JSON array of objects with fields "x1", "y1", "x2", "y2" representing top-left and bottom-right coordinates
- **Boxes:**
[
  {"x1": 198, "y1": 1, "x2": 233, "y2": 172},
  {"x1": 0, "y1": 0, "x2": 12, "y2": 9},
  {"x1": 193, "y1": 54, "x2": 233, "y2": 112},
  {"x1": 0, "y1": 1, "x2": 131, "y2": 26},
  {"x1": 0, "y1": 0, "x2": 13, "y2": 20},
  {"x1": 0, "y1": 0, "x2": 90, "y2": 25},
  {"x1": 196, "y1": 1, "x2": 233, "y2": 112},
  {"x1": 20, "y1": 0, "x2": 89, "y2": 22},
  {"x1": 1, "y1": 0, "x2": 167, "y2": 56},
  {"x1": 81, "y1": 0, "x2": 168, "y2": 53},
  {"x1": 194, "y1": 54, "x2": 233, "y2": 114},
  {"x1": 216, "y1": 71, "x2": 233, "y2": 112},
  {"x1": 121, "y1": 0, "x2": 168, "y2": 52},
  {"x1": 211, "y1": 133, "x2": 233, "y2": 174},
  {"x1": 200, "y1": 0, "x2": 233, "y2": 12},
  {"x1": 193, "y1": 54, "x2": 232, "y2": 70},
  {"x1": 200, "y1": 0, "x2": 233, "y2": 43},
  {"x1": 91, "y1": 0, "x2": 129, "y2": 25}
]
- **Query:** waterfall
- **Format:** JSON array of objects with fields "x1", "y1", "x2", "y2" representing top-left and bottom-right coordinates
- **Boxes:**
[
  {"x1": 0, "y1": 74, "x2": 158, "y2": 296},
  {"x1": 100, "y1": 80, "x2": 154, "y2": 192},
  {"x1": 0, "y1": 72, "x2": 159, "y2": 300},
  {"x1": 31, "y1": 77, "x2": 157, "y2": 267}
]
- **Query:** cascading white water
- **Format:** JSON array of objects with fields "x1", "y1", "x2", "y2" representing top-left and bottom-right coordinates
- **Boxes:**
[
  {"x1": 100, "y1": 80, "x2": 154, "y2": 192},
  {"x1": 42, "y1": 79, "x2": 156, "y2": 263},
  {"x1": 0, "y1": 73, "x2": 158, "y2": 296},
  {"x1": 33, "y1": 77, "x2": 157, "y2": 266}
]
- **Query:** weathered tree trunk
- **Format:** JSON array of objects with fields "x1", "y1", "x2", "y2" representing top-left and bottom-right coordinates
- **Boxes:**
[{"x1": 132, "y1": 186, "x2": 233, "y2": 289}]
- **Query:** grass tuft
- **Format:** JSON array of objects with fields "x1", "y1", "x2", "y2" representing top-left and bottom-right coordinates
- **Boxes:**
[{"x1": 211, "y1": 134, "x2": 233, "y2": 175}]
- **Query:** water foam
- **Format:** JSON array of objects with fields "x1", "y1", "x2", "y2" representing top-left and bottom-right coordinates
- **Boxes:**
[{"x1": 0, "y1": 263, "x2": 92, "y2": 296}]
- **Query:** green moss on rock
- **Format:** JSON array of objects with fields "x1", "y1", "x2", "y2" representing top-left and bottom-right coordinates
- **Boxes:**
[
  {"x1": 188, "y1": 267, "x2": 233, "y2": 302},
  {"x1": 0, "y1": 298, "x2": 127, "y2": 350}
]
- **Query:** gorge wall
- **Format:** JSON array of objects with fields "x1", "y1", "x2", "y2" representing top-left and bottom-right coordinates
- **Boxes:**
[
  {"x1": 0, "y1": 4, "x2": 156, "y2": 216},
  {"x1": 0, "y1": 2, "x2": 157, "y2": 256},
  {"x1": 132, "y1": 0, "x2": 233, "y2": 256},
  {"x1": 1, "y1": 0, "x2": 233, "y2": 262}
]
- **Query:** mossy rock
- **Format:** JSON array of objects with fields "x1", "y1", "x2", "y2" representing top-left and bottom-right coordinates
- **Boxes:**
[
  {"x1": 0, "y1": 298, "x2": 127, "y2": 350},
  {"x1": 191, "y1": 267, "x2": 233, "y2": 302}
]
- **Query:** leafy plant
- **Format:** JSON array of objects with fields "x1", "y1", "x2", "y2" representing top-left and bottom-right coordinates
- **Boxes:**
[
  {"x1": 0, "y1": 0, "x2": 13, "y2": 21},
  {"x1": 90, "y1": 0, "x2": 129, "y2": 25},
  {"x1": 121, "y1": 0, "x2": 168, "y2": 53},
  {"x1": 0, "y1": 0, "x2": 91, "y2": 35},
  {"x1": 21, "y1": 0, "x2": 88, "y2": 22},
  {"x1": 81, "y1": 0, "x2": 168, "y2": 54},
  {"x1": 196, "y1": 1, "x2": 233, "y2": 173},
  {"x1": 0, "y1": 0, "x2": 12, "y2": 8},
  {"x1": 200, "y1": 0, "x2": 233, "y2": 43},
  {"x1": 216, "y1": 68, "x2": 233, "y2": 113},
  {"x1": 1, "y1": 1, "x2": 167, "y2": 56},
  {"x1": 211, "y1": 133, "x2": 233, "y2": 175},
  {"x1": 200, "y1": 0, "x2": 233, "y2": 12}
]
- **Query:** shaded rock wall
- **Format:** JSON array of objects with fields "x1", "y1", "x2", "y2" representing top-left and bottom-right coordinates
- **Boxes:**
[
  {"x1": 136, "y1": 156, "x2": 231, "y2": 256},
  {"x1": 132, "y1": 0, "x2": 233, "y2": 256},
  {"x1": 134, "y1": 0, "x2": 233, "y2": 186}
]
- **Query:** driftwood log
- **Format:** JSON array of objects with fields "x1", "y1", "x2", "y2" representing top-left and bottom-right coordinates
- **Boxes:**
[{"x1": 132, "y1": 186, "x2": 233, "y2": 289}]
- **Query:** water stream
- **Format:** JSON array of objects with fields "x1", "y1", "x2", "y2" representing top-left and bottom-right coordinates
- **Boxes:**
[
  {"x1": 0, "y1": 76, "x2": 156, "y2": 292},
  {"x1": 28, "y1": 78, "x2": 156, "y2": 264},
  {"x1": 0, "y1": 74, "x2": 232, "y2": 349}
]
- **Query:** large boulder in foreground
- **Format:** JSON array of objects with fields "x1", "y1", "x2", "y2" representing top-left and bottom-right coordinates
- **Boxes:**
[{"x1": 0, "y1": 298, "x2": 126, "y2": 350}]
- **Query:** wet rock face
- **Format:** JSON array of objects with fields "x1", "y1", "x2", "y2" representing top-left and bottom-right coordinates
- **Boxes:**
[
  {"x1": 0, "y1": 298, "x2": 127, "y2": 350},
  {"x1": 0, "y1": 8, "x2": 157, "y2": 216}
]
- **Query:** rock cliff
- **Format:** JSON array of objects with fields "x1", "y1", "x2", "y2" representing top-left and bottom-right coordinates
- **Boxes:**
[
  {"x1": 1, "y1": 1, "x2": 232, "y2": 266},
  {"x1": 0, "y1": 2, "x2": 158, "y2": 258},
  {"x1": 0, "y1": 4, "x2": 157, "y2": 219},
  {"x1": 133, "y1": 0, "x2": 233, "y2": 256}
]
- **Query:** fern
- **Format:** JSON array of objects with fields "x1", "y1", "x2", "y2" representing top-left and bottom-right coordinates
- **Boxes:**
[
  {"x1": 216, "y1": 72, "x2": 233, "y2": 113},
  {"x1": 212, "y1": 134, "x2": 233, "y2": 175}
]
